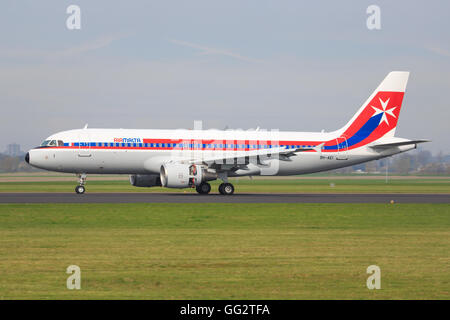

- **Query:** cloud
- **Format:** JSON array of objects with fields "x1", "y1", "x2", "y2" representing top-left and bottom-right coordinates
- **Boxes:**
[
  {"x1": 55, "y1": 34, "x2": 125, "y2": 57},
  {"x1": 426, "y1": 46, "x2": 450, "y2": 58},
  {"x1": 0, "y1": 34, "x2": 127, "y2": 61},
  {"x1": 169, "y1": 39, "x2": 263, "y2": 63}
]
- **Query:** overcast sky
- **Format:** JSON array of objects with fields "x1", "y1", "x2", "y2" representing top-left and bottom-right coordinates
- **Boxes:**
[{"x1": 0, "y1": 0, "x2": 449, "y2": 153}]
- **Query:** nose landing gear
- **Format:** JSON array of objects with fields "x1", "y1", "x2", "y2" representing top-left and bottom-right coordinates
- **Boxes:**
[
  {"x1": 75, "y1": 185, "x2": 85, "y2": 194},
  {"x1": 75, "y1": 174, "x2": 87, "y2": 194}
]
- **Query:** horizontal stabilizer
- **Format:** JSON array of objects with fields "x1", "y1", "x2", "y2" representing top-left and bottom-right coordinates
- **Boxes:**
[{"x1": 369, "y1": 139, "x2": 430, "y2": 149}]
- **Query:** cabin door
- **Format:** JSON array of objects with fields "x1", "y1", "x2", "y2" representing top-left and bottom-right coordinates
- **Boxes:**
[
  {"x1": 78, "y1": 132, "x2": 91, "y2": 157},
  {"x1": 335, "y1": 136, "x2": 348, "y2": 160}
]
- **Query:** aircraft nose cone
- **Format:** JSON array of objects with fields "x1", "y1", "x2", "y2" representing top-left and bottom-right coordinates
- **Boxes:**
[{"x1": 25, "y1": 152, "x2": 30, "y2": 164}]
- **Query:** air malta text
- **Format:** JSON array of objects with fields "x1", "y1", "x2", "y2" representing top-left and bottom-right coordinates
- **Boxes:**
[{"x1": 114, "y1": 138, "x2": 142, "y2": 143}]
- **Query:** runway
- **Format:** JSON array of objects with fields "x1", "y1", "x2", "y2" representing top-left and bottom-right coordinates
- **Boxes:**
[{"x1": 0, "y1": 193, "x2": 448, "y2": 203}]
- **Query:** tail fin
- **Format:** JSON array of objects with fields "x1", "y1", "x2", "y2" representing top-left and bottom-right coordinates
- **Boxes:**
[{"x1": 335, "y1": 71, "x2": 409, "y2": 148}]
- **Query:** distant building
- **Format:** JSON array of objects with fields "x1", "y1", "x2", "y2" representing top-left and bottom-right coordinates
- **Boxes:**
[
  {"x1": 6, "y1": 143, "x2": 22, "y2": 157},
  {"x1": 444, "y1": 154, "x2": 450, "y2": 163}
]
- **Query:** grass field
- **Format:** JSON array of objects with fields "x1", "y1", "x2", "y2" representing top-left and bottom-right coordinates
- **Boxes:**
[
  {"x1": 0, "y1": 203, "x2": 449, "y2": 299},
  {"x1": 1, "y1": 177, "x2": 450, "y2": 193}
]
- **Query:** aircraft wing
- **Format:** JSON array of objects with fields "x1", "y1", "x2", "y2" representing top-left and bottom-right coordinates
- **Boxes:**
[
  {"x1": 190, "y1": 146, "x2": 289, "y2": 165},
  {"x1": 188, "y1": 143, "x2": 325, "y2": 168},
  {"x1": 188, "y1": 141, "x2": 323, "y2": 164}
]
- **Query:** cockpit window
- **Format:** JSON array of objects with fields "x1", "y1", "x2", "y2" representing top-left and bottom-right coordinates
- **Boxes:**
[{"x1": 41, "y1": 140, "x2": 62, "y2": 147}]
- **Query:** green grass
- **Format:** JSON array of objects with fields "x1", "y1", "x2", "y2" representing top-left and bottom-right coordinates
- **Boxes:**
[
  {"x1": 0, "y1": 203, "x2": 449, "y2": 299},
  {"x1": 1, "y1": 178, "x2": 449, "y2": 193}
]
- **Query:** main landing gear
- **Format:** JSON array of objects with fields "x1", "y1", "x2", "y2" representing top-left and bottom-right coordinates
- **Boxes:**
[
  {"x1": 195, "y1": 181, "x2": 235, "y2": 195},
  {"x1": 75, "y1": 174, "x2": 87, "y2": 194},
  {"x1": 196, "y1": 182, "x2": 211, "y2": 195},
  {"x1": 218, "y1": 182, "x2": 234, "y2": 195}
]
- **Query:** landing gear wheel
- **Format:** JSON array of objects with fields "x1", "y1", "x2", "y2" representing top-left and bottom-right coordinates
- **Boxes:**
[
  {"x1": 196, "y1": 182, "x2": 211, "y2": 195},
  {"x1": 75, "y1": 185, "x2": 85, "y2": 194},
  {"x1": 75, "y1": 174, "x2": 87, "y2": 194},
  {"x1": 219, "y1": 183, "x2": 234, "y2": 195}
]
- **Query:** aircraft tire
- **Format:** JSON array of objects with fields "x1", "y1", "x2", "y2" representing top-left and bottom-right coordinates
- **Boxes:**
[
  {"x1": 196, "y1": 182, "x2": 211, "y2": 195},
  {"x1": 219, "y1": 183, "x2": 234, "y2": 195},
  {"x1": 75, "y1": 185, "x2": 85, "y2": 194}
]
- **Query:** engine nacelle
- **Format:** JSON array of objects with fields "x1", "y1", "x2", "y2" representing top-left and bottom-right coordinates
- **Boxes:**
[
  {"x1": 160, "y1": 163, "x2": 216, "y2": 188},
  {"x1": 129, "y1": 174, "x2": 162, "y2": 187}
]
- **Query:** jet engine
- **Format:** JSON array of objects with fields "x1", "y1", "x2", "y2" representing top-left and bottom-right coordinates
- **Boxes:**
[
  {"x1": 160, "y1": 163, "x2": 216, "y2": 188},
  {"x1": 129, "y1": 174, "x2": 162, "y2": 187}
]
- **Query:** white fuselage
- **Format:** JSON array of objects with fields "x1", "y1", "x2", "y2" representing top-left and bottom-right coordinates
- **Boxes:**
[{"x1": 27, "y1": 128, "x2": 413, "y2": 176}]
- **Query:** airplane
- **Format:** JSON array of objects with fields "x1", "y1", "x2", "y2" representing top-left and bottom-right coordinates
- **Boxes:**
[{"x1": 25, "y1": 71, "x2": 429, "y2": 195}]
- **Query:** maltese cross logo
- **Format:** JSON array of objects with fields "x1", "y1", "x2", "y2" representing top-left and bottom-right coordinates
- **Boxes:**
[{"x1": 371, "y1": 98, "x2": 397, "y2": 125}]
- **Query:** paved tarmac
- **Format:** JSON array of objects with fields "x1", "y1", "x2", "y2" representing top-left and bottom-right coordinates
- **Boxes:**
[{"x1": 0, "y1": 193, "x2": 448, "y2": 203}]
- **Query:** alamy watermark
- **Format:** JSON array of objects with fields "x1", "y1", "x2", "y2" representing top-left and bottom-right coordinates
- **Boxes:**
[
  {"x1": 66, "y1": 5, "x2": 81, "y2": 30},
  {"x1": 366, "y1": 265, "x2": 381, "y2": 289},
  {"x1": 366, "y1": 5, "x2": 381, "y2": 30},
  {"x1": 66, "y1": 265, "x2": 81, "y2": 290},
  {"x1": 166, "y1": 120, "x2": 282, "y2": 176}
]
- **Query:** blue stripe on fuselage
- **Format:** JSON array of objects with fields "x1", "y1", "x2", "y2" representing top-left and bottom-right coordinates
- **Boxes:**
[{"x1": 324, "y1": 113, "x2": 382, "y2": 150}]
